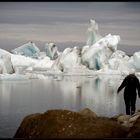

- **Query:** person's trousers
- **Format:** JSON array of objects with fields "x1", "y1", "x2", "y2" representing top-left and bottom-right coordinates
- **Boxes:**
[{"x1": 124, "y1": 94, "x2": 136, "y2": 115}]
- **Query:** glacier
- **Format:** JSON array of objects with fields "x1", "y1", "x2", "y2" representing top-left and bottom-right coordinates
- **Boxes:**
[{"x1": 0, "y1": 19, "x2": 140, "y2": 79}]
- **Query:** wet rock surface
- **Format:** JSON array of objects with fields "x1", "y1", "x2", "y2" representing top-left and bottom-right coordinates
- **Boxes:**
[{"x1": 14, "y1": 109, "x2": 129, "y2": 138}]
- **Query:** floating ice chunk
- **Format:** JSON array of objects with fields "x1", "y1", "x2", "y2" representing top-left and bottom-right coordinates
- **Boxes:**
[
  {"x1": 51, "y1": 46, "x2": 86, "y2": 72},
  {"x1": 11, "y1": 54, "x2": 38, "y2": 67},
  {"x1": 45, "y1": 43, "x2": 59, "y2": 60},
  {"x1": 33, "y1": 56, "x2": 54, "y2": 71},
  {"x1": 0, "y1": 49, "x2": 14, "y2": 74},
  {"x1": 38, "y1": 52, "x2": 47, "y2": 59},
  {"x1": 108, "y1": 58, "x2": 130, "y2": 74},
  {"x1": 127, "y1": 56, "x2": 136, "y2": 71},
  {"x1": 108, "y1": 50, "x2": 130, "y2": 73},
  {"x1": 82, "y1": 33, "x2": 120, "y2": 70},
  {"x1": 14, "y1": 66, "x2": 29, "y2": 74},
  {"x1": 86, "y1": 19, "x2": 102, "y2": 46},
  {"x1": 81, "y1": 45, "x2": 89, "y2": 54},
  {"x1": 0, "y1": 73, "x2": 29, "y2": 81},
  {"x1": 51, "y1": 48, "x2": 73, "y2": 72},
  {"x1": 11, "y1": 42, "x2": 40, "y2": 58},
  {"x1": 110, "y1": 50, "x2": 129, "y2": 60},
  {"x1": 0, "y1": 48, "x2": 11, "y2": 55},
  {"x1": 11, "y1": 54, "x2": 38, "y2": 74},
  {"x1": 131, "y1": 52, "x2": 140, "y2": 71}
]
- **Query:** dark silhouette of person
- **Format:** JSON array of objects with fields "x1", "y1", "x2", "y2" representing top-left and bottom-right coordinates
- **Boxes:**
[{"x1": 117, "y1": 70, "x2": 140, "y2": 115}]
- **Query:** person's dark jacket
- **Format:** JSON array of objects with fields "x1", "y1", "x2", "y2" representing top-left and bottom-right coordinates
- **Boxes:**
[{"x1": 117, "y1": 74, "x2": 140, "y2": 98}]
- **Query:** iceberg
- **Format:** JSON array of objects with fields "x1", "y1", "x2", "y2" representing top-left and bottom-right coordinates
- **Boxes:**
[
  {"x1": 82, "y1": 34, "x2": 120, "y2": 70},
  {"x1": 128, "y1": 52, "x2": 140, "y2": 72},
  {"x1": 51, "y1": 46, "x2": 88, "y2": 73},
  {"x1": 86, "y1": 19, "x2": 102, "y2": 46},
  {"x1": 11, "y1": 42, "x2": 40, "y2": 58},
  {"x1": 108, "y1": 50, "x2": 130, "y2": 74},
  {"x1": 45, "y1": 43, "x2": 59, "y2": 60},
  {"x1": 0, "y1": 48, "x2": 37, "y2": 75},
  {"x1": 32, "y1": 56, "x2": 54, "y2": 71},
  {"x1": 0, "y1": 49, "x2": 14, "y2": 74},
  {"x1": 11, "y1": 54, "x2": 38, "y2": 74}
]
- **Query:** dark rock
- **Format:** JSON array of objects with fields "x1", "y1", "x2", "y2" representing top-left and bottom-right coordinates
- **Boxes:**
[{"x1": 14, "y1": 109, "x2": 128, "y2": 138}]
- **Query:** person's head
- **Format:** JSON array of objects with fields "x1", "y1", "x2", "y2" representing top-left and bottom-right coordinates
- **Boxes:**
[{"x1": 129, "y1": 68, "x2": 135, "y2": 75}]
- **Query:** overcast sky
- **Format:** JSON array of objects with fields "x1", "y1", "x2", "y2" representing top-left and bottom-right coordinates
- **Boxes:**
[{"x1": 0, "y1": 2, "x2": 140, "y2": 55}]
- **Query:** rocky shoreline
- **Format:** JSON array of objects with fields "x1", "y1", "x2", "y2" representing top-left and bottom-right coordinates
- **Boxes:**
[{"x1": 14, "y1": 108, "x2": 140, "y2": 138}]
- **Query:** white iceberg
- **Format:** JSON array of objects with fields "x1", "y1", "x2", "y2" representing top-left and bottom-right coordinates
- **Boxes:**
[
  {"x1": 86, "y1": 19, "x2": 102, "y2": 46},
  {"x1": 82, "y1": 34, "x2": 120, "y2": 70},
  {"x1": 126, "y1": 52, "x2": 140, "y2": 73},
  {"x1": 108, "y1": 50, "x2": 130, "y2": 75},
  {"x1": 0, "y1": 49, "x2": 14, "y2": 74},
  {"x1": 45, "y1": 43, "x2": 59, "y2": 60},
  {"x1": 132, "y1": 52, "x2": 140, "y2": 71},
  {"x1": 11, "y1": 54, "x2": 38, "y2": 74},
  {"x1": 0, "y1": 48, "x2": 39, "y2": 75},
  {"x1": 51, "y1": 46, "x2": 89, "y2": 73},
  {"x1": 32, "y1": 56, "x2": 54, "y2": 71}
]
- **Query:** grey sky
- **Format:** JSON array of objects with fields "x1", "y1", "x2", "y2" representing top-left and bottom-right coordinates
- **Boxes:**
[{"x1": 0, "y1": 2, "x2": 140, "y2": 55}]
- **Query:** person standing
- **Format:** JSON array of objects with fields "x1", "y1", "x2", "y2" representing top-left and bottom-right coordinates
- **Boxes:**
[{"x1": 117, "y1": 69, "x2": 140, "y2": 115}]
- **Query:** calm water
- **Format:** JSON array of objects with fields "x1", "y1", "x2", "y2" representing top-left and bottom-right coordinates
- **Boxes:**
[{"x1": 0, "y1": 75, "x2": 140, "y2": 138}]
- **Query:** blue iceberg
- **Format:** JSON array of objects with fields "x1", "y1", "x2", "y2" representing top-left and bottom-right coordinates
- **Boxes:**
[{"x1": 11, "y1": 42, "x2": 40, "y2": 59}]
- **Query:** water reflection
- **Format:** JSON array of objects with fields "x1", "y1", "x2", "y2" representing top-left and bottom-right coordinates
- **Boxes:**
[
  {"x1": 50, "y1": 75, "x2": 125, "y2": 116},
  {"x1": 0, "y1": 82, "x2": 11, "y2": 115},
  {"x1": 0, "y1": 75, "x2": 139, "y2": 138}
]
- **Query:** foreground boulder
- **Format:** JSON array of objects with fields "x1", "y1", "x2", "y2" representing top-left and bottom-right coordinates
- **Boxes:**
[
  {"x1": 111, "y1": 111, "x2": 140, "y2": 128},
  {"x1": 127, "y1": 116, "x2": 140, "y2": 138},
  {"x1": 14, "y1": 109, "x2": 128, "y2": 138}
]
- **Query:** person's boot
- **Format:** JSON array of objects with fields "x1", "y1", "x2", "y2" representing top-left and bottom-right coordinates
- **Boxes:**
[{"x1": 131, "y1": 110, "x2": 135, "y2": 115}]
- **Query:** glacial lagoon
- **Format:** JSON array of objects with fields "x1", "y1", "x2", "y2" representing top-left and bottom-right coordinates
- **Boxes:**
[{"x1": 0, "y1": 75, "x2": 140, "y2": 138}]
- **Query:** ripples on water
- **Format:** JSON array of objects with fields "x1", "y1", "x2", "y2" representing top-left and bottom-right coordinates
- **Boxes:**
[{"x1": 0, "y1": 75, "x2": 140, "y2": 138}]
